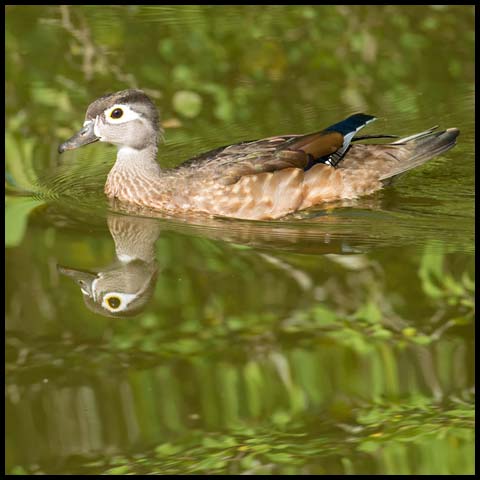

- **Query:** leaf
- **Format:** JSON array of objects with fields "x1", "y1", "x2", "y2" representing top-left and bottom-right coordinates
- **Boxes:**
[
  {"x1": 172, "y1": 90, "x2": 203, "y2": 118},
  {"x1": 190, "y1": 454, "x2": 228, "y2": 472},
  {"x1": 442, "y1": 274, "x2": 465, "y2": 297},
  {"x1": 357, "y1": 440, "x2": 380, "y2": 453},
  {"x1": 419, "y1": 244, "x2": 445, "y2": 298},
  {"x1": 411, "y1": 334, "x2": 432, "y2": 346},
  {"x1": 265, "y1": 451, "x2": 299, "y2": 464},
  {"x1": 5, "y1": 132, "x2": 39, "y2": 191},
  {"x1": 202, "y1": 435, "x2": 238, "y2": 449},
  {"x1": 155, "y1": 442, "x2": 184, "y2": 457},
  {"x1": 105, "y1": 465, "x2": 130, "y2": 474},
  {"x1": 461, "y1": 272, "x2": 475, "y2": 291},
  {"x1": 353, "y1": 300, "x2": 382, "y2": 324},
  {"x1": 5, "y1": 197, "x2": 44, "y2": 247},
  {"x1": 311, "y1": 304, "x2": 338, "y2": 326}
]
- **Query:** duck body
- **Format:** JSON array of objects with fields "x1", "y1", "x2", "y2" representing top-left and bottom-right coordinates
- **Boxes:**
[{"x1": 59, "y1": 89, "x2": 459, "y2": 220}]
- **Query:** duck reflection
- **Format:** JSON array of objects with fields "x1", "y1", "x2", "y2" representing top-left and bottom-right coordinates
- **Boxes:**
[
  {"x1": 56, "y1": 204, "x2": 368, "y2": 318},
  {"x1": 59, "y1": 215, "x2": 161, "y2": 317}
]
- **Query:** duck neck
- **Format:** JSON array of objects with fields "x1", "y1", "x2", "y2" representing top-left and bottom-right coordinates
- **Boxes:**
[
  {"x1": 116, "y1": 144, "x2": 161, "y2": 174},
  {"x1": 105, "y1": 144, "x2": 163, "y2": 201}
]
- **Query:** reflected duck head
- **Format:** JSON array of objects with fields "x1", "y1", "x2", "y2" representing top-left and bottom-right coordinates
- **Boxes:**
[{"x1": 58, "y1": 261, "x2": 158, "y2": 318}]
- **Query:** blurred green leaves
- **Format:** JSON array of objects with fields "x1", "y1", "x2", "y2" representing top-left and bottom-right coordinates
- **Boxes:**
[
  {"x1": 5, "y1": 5, "x2": 475, "y2": 137},
  {"x1": 419, "y1": 243, "x2": 474, "y2": 322},
  {"x1": 9, "y1": 395, "x2": 472, "y2": 474}
]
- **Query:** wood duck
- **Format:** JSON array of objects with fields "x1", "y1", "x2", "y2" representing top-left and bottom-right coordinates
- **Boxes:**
[
  {"x1": 58, "y1": 215, "x2": 160, "y2": 317},
  {"x1": 58, "y1": 89, "x2": 459, "y2": 221}
]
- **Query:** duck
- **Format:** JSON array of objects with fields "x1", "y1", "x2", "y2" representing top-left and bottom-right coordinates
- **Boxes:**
[
  {"x1": 58, "y1": 215, "x2": 161, "y2": 318},
  {"x1": 58, "y1": 89, "x2": 459, "y2": 221}
]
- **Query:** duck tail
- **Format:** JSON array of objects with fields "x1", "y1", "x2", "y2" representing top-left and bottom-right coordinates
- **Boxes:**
[{"x1": 379, "y1": 126, "x2": 460, "y2": 182}]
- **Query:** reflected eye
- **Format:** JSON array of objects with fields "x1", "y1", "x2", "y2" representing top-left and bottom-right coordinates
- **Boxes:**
[
  {"x1": 101, "y1": 292, "x2": 137, "y2": 313},
  {"x1": 106, "y1": 296, "x2": 121, "y2": 309},
  {"x1": 110, "y1": 108, "x2": 123, "y2": 119}
]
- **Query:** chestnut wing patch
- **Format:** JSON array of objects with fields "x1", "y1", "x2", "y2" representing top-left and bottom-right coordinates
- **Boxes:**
[
  {"x1": 180, "y1": 113, "x2": 376, "y2": 185},
  {"x1": 189, "y1": 131, "x2": 345, "y2": 185}
]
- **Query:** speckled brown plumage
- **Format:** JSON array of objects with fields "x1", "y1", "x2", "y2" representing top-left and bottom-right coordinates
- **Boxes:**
[{"x1": 59, "y1": 89, "x2": 460, "y2": 220}]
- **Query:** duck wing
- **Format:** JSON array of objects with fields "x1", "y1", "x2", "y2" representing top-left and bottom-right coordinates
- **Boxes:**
[{"x1": 181, "y1": 113, "x2": 376, "y2": 185}]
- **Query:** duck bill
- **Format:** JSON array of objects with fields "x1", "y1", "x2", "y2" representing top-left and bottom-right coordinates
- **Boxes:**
[
  {"x1": 57, "y1": 264, "x2": 97, "y2": 297},
  {"x1": 58, "y1": 120, "x2": 99, "y2": 153}
]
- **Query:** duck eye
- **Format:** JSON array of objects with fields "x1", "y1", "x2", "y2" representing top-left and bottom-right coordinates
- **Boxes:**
[
  {"x1": 110, "y1": 108, "x2": 123, "y2": 119},
  {"x1": 106, "y1": 296, "x2": 121, "y2": 309}
]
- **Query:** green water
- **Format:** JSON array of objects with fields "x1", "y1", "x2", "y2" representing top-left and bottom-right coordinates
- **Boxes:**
[{"x1": 5, "y1": 5, "x2": 474, "y2": 475}]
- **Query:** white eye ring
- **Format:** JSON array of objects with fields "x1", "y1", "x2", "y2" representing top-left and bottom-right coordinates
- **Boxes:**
[
  {"x1": 104, "y1": 104, "x2": 140, "y2": 124},
  {"x1": 102, "y1": 292, "x2": 137, "y2": 312}
]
